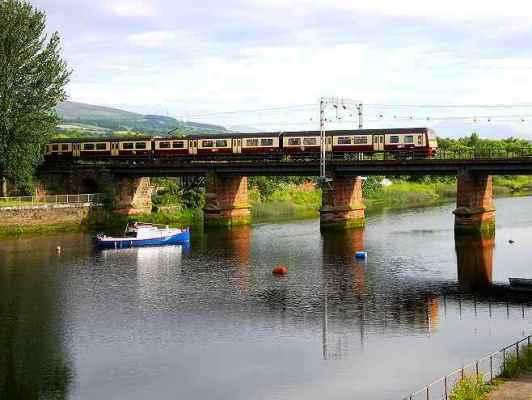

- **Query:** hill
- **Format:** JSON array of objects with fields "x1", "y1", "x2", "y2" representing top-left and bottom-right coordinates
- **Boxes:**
[{"x1": 54, "y1": 101, "x2": 228, "y2": 136}]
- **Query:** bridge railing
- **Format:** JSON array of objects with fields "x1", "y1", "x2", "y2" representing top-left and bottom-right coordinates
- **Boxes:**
[
  {"x1": 402, "y1": 334, "x2": 532, "y2": 400},
  {"x1": 0, "y1": 193, "x2": 103, "y2": 207},
  {"x1": 337, "y1": 148, "x2": 532, "y2": 162}
]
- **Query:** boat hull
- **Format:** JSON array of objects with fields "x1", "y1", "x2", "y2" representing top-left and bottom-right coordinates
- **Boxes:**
[
  {"x1": 509, "y1": 278, "x2": 532, "y2": 287},
  {"x1": 94, "y1": 230, "x2": 190, "y2": 249}
]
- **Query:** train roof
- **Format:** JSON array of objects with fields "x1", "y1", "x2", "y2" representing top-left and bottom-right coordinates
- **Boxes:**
[{"x1": 184, "y1": 132, "x2": 282, "y2": 139}]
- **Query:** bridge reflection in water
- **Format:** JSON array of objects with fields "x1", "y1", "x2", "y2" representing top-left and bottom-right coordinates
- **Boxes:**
[
  {"x1": 456, "y1": 234, "x2": 494, "y2": 290},
  {"x1": 317, "y1": 228, "x2": 529, "y2": 361}
]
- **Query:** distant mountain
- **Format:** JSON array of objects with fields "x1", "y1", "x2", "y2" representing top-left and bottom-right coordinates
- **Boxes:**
[{"x1": 54, "y1": 101, "x2": 228, "y2": 136}]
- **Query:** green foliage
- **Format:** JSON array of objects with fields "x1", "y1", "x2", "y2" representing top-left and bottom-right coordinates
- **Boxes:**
[
  {"x1": 501, "y1": 344, "x2": 532, "y2": 378},
  {"x1": 152, "y1": 178, "x2": 204, "y2": 209},
  {"x1": 449, "y1": 375, "x2": 491, "y2": 400},
  {"x1": 0, "y1": 0, "x2": 71, "y2": 192},
  {"x1": 249, "y1": 181, "x2": 321, "y2": 220},
  {"x1": 437, "y1": 133, "x2": 532, "y2": 156}
]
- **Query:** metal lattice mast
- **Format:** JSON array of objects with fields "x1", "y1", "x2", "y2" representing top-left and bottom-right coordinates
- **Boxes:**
[
  {"x1": 318, "y1": 97, "x2": 363, "y2": 184},
  {"x1": 320, "y1": 97, "x2": 327, "y2": 180}
]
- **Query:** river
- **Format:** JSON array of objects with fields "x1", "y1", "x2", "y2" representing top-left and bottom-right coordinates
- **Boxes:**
[{"x1": 1, "y1": 196, "x2": 532, "y2": 399}]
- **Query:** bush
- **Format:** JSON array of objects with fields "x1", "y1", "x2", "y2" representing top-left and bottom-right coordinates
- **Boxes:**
[{"x1": 450, "y1": 375, "x2": 491, "y2": 400}]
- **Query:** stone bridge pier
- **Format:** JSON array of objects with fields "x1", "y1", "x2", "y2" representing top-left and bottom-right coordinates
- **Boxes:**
[
  {"x1": 453, "y1": 170, "x2": 495, "y2": 235},
  {"x1": 203, "y1": 173, "x2": 251, "y2": 227},
  {"x1": 320, "y1": 176, "x2": 365, "y2": 231}
]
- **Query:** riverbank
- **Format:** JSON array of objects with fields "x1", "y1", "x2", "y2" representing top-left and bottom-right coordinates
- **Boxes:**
[{"x1": 2, "y1": 177, "x2": 532, "y2": 237}]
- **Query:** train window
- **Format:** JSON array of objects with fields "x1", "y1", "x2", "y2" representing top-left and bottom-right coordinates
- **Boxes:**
[
  {"x1": 390, "y1": 136, "x2": 400, "y2": 144},
  {"x1": 354, "y1": 136, "x2": 368, "y2": 144},
  {"x1": 288, "y1": 138, "x2": 301, "y2": 146},
  {"x1": 61, "y1": 144, "x2": 69, "y2": 151},
  {"x1": 261, "y1": 138, "x2": 274, "y2": 146},
  {"x1": 303, "y1": 137, "x2": 317, "y2": 146},
  {"x1": 96, "y1": 143, "x2": 107, "y2": 150},
  {"x1": 338, "y1": 137, "x2": 351, "y2": 145},
  {"x1": 135, "y1": 142, "x2": 147, "y2": 149},
  {"x1": 83, "y1": 143, "x2": 95, "y2": 150},
  {"x1": 202, "y1": 140, "x2": 214, "y2": 148},
  {"x1": 215, "y1": 139, "x2": 228, "y2": 147},
  {"x1": 246, "y1": 138, "x2": 259, "y2": 147},
  {"x1": 52, "y1": 144, "x2": 59, "y2": 151},
  {"x1": 122, "y1": 143, "x2": 134, "y2": 149},
  {"x1": 404, "y1": 135, "x2": 414, "y2": 144},
  {"x1": 418, "y1": 135, "x2": 423, "y2": 145},
  {"x1": 173, "y1": 141, "x2": 184, "y2": 148},
  {"x1": 159, "y1": 142, "x2": 171, "y2": 149}
]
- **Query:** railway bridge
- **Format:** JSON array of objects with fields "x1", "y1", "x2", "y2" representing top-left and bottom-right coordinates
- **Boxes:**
[{"x1": 38, "y1": 151, "x2": 532, "y2": 233}]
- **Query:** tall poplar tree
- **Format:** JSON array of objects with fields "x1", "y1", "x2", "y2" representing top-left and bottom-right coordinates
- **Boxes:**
[{"x1": 0, "y1": 0, "x2": 71, "y2": 195}]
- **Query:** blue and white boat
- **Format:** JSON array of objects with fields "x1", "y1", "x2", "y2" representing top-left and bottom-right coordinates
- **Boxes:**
[{"x1": 94, "y1": 222, "x2": 190, "y2": 249}]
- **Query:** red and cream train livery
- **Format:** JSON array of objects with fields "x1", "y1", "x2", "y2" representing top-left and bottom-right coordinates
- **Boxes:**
[{"x1": 45, "y1": 128, "x2": 438, "y2": 159}]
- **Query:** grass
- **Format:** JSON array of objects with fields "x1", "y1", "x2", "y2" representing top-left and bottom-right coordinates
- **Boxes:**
[
  {"x1": 447, "y1": 344, "x2": 532, "y2": 400},
  {"x1": 449, "y1": 375, "x2": 493, "y2": 400},
  {"x1": 249, "y1": 183, "x2": 321, "y2": 221},
  {"x1": 501, "y1": 344, "x2": 532, "y2": 379},
  {"x1": 0, "y1": 222, "x2": 84, "y2": 238}
]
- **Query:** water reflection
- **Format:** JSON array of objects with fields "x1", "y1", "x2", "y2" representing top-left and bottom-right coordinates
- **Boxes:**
[
  {"x1": 456, "y1": 234, "x2": 494, "y2": 290},
  {"x1": 0, "y1": 236, "x2": 76, "y2": 400}
]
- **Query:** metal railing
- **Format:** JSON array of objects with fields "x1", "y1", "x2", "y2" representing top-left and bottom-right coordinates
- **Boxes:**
[
  {"x1": 333, "y1": 148, "x2": 532, "y2": 162},
  {"x1": 403, "y1": 334, "x2": 532, "y2": 400},
  {"x1": 0, "y1": 193, "x2": 103, "y2": 207}
]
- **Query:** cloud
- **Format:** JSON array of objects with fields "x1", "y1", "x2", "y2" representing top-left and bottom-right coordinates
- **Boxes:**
[
  {"x1": 29, "y1": 0, "x2": 532, "y2": 137},
  {"x1": 127, "y1": 31, "x2": 176, "y2": 48},
  {"x1": 106, "y1": 0, "x2": 158, "y2": 17}
]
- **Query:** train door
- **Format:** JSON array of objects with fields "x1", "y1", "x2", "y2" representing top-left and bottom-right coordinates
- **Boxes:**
[
  {"x1": 232, "y1": 138, "x2": 242, "y2": 154},
  {"x1": 374, "y1": 135, "x2": 385, "y2": 151},
  {"x1": 190, "y1": 140, "x2": 198, "y2": 155},
  {"x1": 73, "y1": 143, "x2": 81, "y2": 157},
  {"x1": 326, "y1": 136, "x2": 333, "y2": 152},
  {"x1": 111, "y1": 142, "x2": 119, "y2": 156}
]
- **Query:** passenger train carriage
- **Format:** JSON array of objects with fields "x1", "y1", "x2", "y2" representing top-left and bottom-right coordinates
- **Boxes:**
[{"x1": 46, "y1": 128, "x2": 438, "y2": 160}]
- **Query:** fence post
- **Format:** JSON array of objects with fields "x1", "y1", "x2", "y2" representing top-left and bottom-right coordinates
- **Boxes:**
[
  {"x1": 476, "y1": 361, "x2": 479, "y2": 377},
  {"x1": 516, "y1": 342, "x2": 519, "y2": 360},
  {"x1": 503, "y1": 349, "x2": 506, "y2": 373},
  {"x1": 490, "y1": 355, "x2": 493, "y2": 382},
  {"x1": 444, "y1": 376, "x2": 448, "y2": 400},
  {"x1": 461, "y1": 367, "x2": 464, "y2": 381},
  {"x1": 426, "y1": 385, "x2": 429, "y2": 400}
]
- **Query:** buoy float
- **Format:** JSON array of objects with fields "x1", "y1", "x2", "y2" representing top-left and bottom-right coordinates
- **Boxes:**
[
  {"x1": 56, "y1": 246, "x2": 62, "y2": 254},
  {"x1": 272, "y1": 265, "x2": 288, "y2": 275},
  {"x1": 355, "y1": 251, "x2": 367, "y2": 260}
]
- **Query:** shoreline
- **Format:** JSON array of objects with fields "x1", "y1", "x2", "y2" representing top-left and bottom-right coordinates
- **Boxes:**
[{"x1": 2, "y1": 187, "x2": 531, "y2": 238}]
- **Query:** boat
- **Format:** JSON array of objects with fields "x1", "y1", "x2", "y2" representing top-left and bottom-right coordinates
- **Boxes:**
[
  {"x1": 94, "y1": 222, "x2": 190, "y2": 249},
  {"x1": 509, "y1": 278, "x2": 532, "y2": 289}
]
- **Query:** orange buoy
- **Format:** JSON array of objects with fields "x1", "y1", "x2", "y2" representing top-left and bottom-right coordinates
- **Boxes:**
[{"x1": 272, "y1": 265, "x2": 288, "y2": 275}]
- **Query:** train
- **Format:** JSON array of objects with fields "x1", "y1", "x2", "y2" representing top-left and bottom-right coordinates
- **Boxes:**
[{"x1": 45, "y1": 127, "x2": 438, "y2": 160}]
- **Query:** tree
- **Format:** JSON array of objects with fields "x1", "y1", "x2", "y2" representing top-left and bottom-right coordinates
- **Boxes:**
[{"x1": 0, "y1": 0, "x2": 71, "y2": 195}]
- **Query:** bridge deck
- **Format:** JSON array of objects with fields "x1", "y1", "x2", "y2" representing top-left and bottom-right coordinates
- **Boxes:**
[{"x1": 40, "y1": 157, "x2": 532, "y2": 177}]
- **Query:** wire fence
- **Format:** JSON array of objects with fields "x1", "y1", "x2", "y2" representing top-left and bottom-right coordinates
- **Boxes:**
[
  {"x1": 403, "y1": 334, "x2": 532, "y2": 400},
  {"x1": 0, "y1": 193, "x2": 103, "y2": 207}
]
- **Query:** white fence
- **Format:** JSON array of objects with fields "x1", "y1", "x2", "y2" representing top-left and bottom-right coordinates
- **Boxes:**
[
  {"x1": 403, "y1": 334, "x2": 532, "y2": 400},
  {"x1": 0, "y1": 193, "x2": 103, "y2": 207}
]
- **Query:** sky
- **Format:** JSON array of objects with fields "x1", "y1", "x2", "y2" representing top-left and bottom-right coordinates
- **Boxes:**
[{"x1": 32, "y1": 0, "x2": 532, "y2": 135}]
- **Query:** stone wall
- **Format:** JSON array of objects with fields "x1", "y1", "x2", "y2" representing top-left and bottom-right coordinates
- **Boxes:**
[{"x1": 0, "y1": 204, "x2": 94, "y2": 228}]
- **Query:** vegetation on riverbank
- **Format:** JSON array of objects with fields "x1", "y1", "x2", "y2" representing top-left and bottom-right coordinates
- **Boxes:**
[
  {"x1": 0, "y1": 222, "x2": 83, "y2": 238},
  {"x1": 446, "y1": 344, "x2": 532, "y2": 400},
  {"x1": 449, "y1": 375, "x2": 493, "y2": 400}
]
